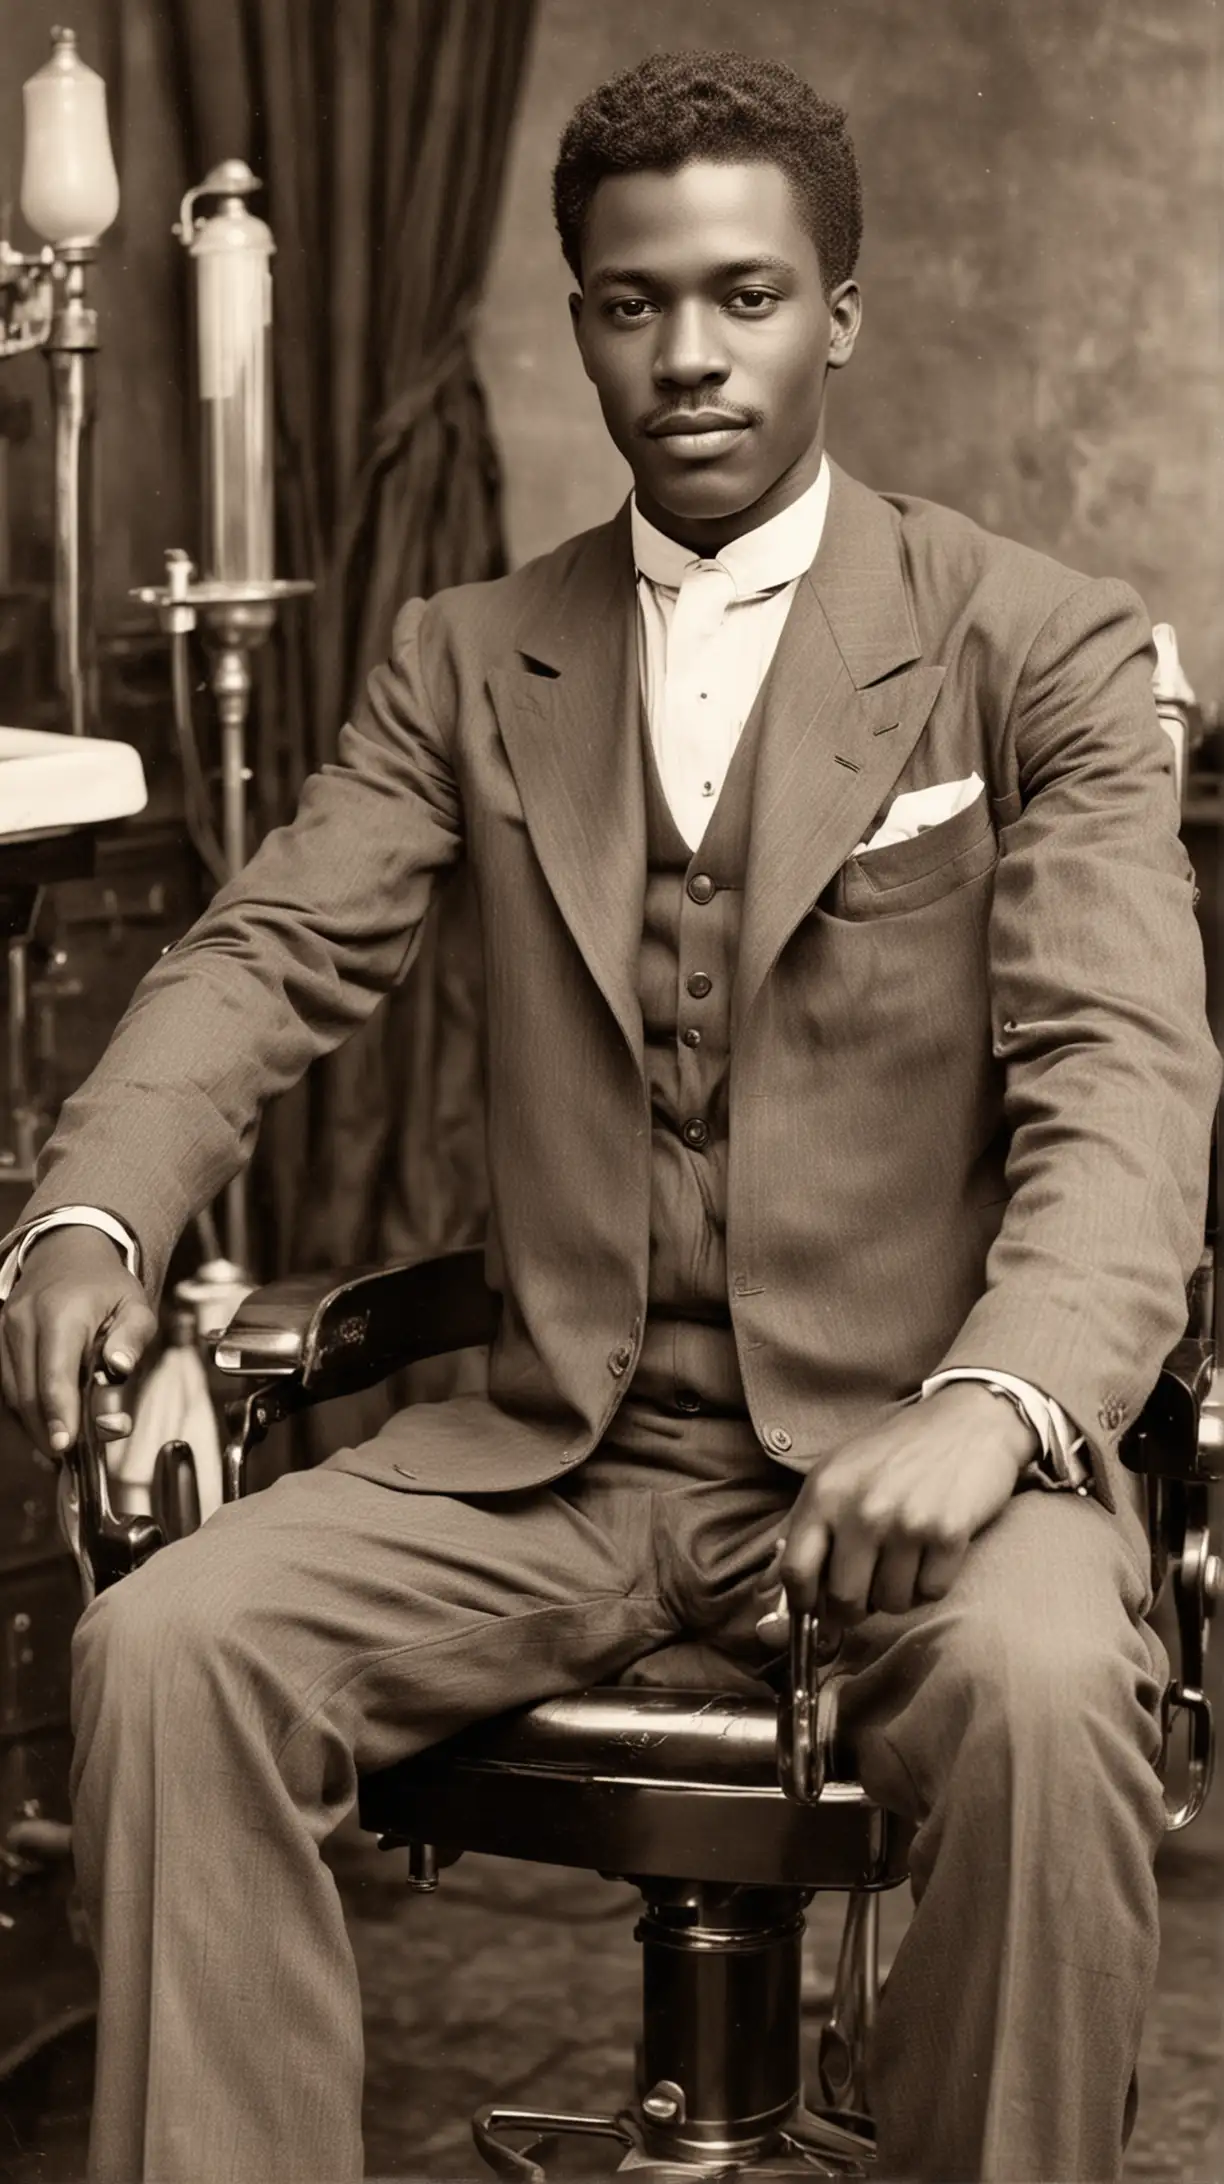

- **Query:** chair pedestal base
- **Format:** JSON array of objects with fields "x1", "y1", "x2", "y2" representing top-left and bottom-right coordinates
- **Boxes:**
[
  {"x1": 471, "y1": 1882, "x2": 875, "y2": 2181},
  {"x1": 473, "y1": 2102, "x2": 874, "y2": 2180}
]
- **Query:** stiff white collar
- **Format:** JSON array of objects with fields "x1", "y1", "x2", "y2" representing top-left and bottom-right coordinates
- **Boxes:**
[{"x1": 631, "y1": 452, "x2": 830, "y2": 599}]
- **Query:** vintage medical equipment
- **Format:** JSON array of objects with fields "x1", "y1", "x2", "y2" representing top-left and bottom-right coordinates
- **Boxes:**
[
  {"x1": 0, "y1": 26, "x2": 119, "y2": 740},
  {"x1": 0, "y1": 27, "x2": 133, "y2": 1187},
  {"x1": 133, "y1": 159, "x2": 313, "y2": 1273}
]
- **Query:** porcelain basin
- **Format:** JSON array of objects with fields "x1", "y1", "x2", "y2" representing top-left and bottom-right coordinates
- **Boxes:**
[{"x1": 0, "y1": 726, "x2": 147, "y2": 840}]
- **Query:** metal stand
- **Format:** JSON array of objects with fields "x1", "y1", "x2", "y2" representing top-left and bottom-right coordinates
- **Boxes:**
[
  {"x1": 3, "y1": 906, "x2": 38, "y2": 1181},
  {"x1": 46, "y1": 251, "x2": 99, "y2": 738},
  {"x1": 471, "y1": 1880, "x2": 876, "y2": 2180},
  {"x1": 133, "y1": 555, "x2": 313, "y2": 1268},
  {"x1": 0, "y1": 239, "x2": 100, "y2": 740}
]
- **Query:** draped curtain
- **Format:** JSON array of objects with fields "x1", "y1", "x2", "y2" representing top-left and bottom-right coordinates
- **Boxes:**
[{"x1": 157, "y1": 0, "x2": 537, "y2": 1325}]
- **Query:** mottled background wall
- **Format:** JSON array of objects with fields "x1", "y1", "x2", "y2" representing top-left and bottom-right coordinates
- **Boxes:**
[
  {"x1": 477, "y1": 0, "x2": 1224, "y2": 697},
  {"x1": 0, "y1": 0, "x2": 1221, "y2": 694}
]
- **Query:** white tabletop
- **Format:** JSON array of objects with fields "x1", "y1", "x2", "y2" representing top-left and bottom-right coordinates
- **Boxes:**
[{"x1": 0, "y1": 726, "x2": 148, "y2": 840}]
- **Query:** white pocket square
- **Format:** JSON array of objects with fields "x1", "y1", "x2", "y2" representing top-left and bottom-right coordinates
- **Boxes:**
[{"x1": 854, "y1": 772, "x2": 984, "y2": 855}]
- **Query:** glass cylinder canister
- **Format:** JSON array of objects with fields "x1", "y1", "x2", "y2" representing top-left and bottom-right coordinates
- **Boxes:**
[{"x1": 186, "y1": 171, "x2": 275, "y2": 584}]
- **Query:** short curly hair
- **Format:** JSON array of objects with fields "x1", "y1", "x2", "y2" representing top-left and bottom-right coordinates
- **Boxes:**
[{"x1": 553, "y1": 50, "x2": 862, "y2": 297}]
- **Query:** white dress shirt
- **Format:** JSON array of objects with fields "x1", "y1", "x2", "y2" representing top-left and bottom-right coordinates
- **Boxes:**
[
  {"x1": 0, "y1": 460, "x2": 1087, "y2": 1486},
  {"x1": 632, "y1": 456, "x2": 831, "y2": 851},
  {"x1": 0, "y1": 1205, "x2": 142, "y2": 1297}
]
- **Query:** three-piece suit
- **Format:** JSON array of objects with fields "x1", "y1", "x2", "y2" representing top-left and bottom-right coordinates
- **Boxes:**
[{"x1": 11, "y1": 462, "x2": 1220, "y2": 2181}]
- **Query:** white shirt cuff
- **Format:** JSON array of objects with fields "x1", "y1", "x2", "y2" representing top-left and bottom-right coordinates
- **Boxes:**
[
  {"x1": 0, "y1": 1207, "x2": 142, "y2": 1304},
  {"x1": 921, "y1": 1367, "x2": 1091, "y2": 1490}
]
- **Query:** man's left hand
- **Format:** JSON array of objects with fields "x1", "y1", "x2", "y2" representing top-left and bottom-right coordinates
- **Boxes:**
[{"x1": 756, "y1": 1382, "x2": 1040, "y2": 1639}]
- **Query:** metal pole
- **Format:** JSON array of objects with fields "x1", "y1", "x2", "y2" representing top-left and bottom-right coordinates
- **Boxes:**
[
  {"x1": 216, "y1": 652, "x2": 250, "y2": 1270},
  {"x1": 204, "y1": 619, "x2": 264, "y2": 1272},
  {"x1": 131, "y1": 575, "x2": 313, "y2": 1282},
  {"x1": 211, "y1": 638, "x2": 252, "y2": 880},
  {"x1": 45, "y1": 253, "x2": 98, "y2": 736},
  {"x1": 3, "y1": 885, "x2": 43, "y2": 1182},
  {"x1": 6, "y1": 933, "x2": 34, "y2": 1176}
]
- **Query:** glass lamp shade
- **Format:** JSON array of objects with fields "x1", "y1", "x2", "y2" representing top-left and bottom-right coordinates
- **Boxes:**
[{"x1": 21, "y1": 26, "x2": 120, "y2": 248}]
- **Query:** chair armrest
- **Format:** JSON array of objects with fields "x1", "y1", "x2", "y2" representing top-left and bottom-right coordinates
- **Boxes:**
[
  {"x1": 213, "y1": 1247, "x2": 498, "y2": 1412},
  {"x1": 59, "y1": 1250, "x2": 499, "y2": 1598},
  {"x1": 1121, "y1": 1342, "x2": 1221, "y2": 1485},
  {"x1": 1124, "y1": 1125, "x2": 1221, "y2": 1484}
]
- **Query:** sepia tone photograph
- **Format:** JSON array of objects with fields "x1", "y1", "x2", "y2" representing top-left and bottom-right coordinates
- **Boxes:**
[{"x1": 0, "y1": 2, "x2": 1220, "y2": 2179}]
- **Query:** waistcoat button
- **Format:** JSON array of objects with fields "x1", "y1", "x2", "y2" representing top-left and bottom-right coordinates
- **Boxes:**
[
  {"x1": 686, "y1": 972, "x2": 712, "y2": 999},
  {"x1": 675, "y1": 1387, "x2": 702, "y2": 1414},
  {"x1": 763, "y1": 1422, "x2": 793, "y2": 1454},
  {"x1": 681, "y1": 1117, "x2": 710, "y2": 1150},
  {"x1": 681, "y1": 1027, "x2": 702, "y2": 1048},
  {"x1": 687, "y1": 872, "x2": 716, "y2": 904}
]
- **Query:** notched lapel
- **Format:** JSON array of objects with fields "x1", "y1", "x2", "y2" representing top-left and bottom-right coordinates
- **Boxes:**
[
  {"x1": 488, "y1": 511, "x2": 647, "y2": 1075},
  {"x1": 735, "y1": 470, "x2": 946, "y2": 1032}
]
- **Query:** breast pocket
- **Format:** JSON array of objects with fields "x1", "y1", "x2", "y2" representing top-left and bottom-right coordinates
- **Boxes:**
[{"x1": 828, "y1": 789, "x2": 998, "y2": 919}]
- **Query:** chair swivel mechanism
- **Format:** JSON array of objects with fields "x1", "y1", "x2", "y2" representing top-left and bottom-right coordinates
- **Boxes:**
[{"x1": 68, "y1": 1214, "x2": 1222, "y2": 2180}]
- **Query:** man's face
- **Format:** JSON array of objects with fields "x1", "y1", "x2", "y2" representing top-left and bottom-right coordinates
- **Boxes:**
[{"x1": 570, "y1": 158, "x2": 860, "y2": 550}]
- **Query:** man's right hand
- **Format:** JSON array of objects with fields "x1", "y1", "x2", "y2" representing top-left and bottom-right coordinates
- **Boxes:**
[{"x1": 0, "y1": 1228, "x2": 156, "y2": 1461}]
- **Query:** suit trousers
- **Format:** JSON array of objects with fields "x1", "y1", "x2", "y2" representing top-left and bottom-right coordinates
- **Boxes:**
[{"x1": 68, "y1": 1407, "x2": 1167, "y2": 2184}]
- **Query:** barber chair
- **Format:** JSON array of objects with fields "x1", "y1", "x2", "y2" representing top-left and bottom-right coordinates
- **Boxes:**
[{"x1": 68, "y1": 1166, "x2": 1222, "y2": 2183}]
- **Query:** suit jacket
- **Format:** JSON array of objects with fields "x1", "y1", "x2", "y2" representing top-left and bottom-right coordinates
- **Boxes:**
[{"x1": 14, "y1": 462, "x2": 1220, "y2": 1508}]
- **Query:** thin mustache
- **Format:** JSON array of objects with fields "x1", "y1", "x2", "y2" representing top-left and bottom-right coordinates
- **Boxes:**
[{"x1": 637, "y1": 402, "x2": 762, "y2": 436}]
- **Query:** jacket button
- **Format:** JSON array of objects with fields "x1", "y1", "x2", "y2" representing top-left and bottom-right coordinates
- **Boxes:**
[
  {"x1": 687, "y1": 872, "x2": 716, "y2": 905},
  {"x1": 1098, "y1": 1400, "x2": 1125, "y2": 1432},
  {"x1": 608, "y1": 1343, "x2": 633, "y2": 1377},
  {"x1": 686, "y1": 971, "x2": 712, "y2": 999},
  {"x1": 681, "y1": 1117, "x2": 710, "y2": 1150},
  {"x1": 763, "y1": 1423, "x2": 793, "y2": 1454}
]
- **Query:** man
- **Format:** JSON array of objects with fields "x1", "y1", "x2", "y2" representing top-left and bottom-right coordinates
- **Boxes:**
[{"x1": 0, "y1": 48, "x2": 1217, "y2": 2184}]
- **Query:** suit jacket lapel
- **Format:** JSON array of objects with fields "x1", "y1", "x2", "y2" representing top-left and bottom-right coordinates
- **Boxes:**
[
  {"x1": 488, "y1": 506, "x2": 647, "y2": 1077},
  {"x1": 734, "y1": 463, "x2": 945, "y2": 1033}
]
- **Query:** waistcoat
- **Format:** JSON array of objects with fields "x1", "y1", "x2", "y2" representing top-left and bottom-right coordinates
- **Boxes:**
[{"x1": 618, "y1": 701, "x2": 768, "y2": 1443}]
